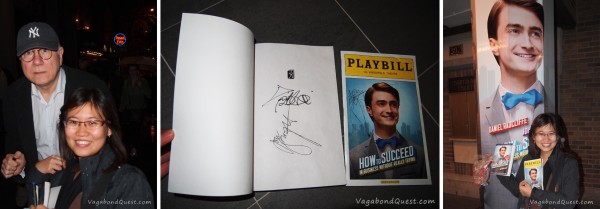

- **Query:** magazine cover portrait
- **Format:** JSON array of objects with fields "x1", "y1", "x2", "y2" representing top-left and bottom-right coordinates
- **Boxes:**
[{"x1": 342, "y1": 51, "x2": 431, "y2": 186}]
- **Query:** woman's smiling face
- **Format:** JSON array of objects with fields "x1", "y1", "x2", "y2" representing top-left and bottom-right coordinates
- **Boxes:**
[{"x1": 64, "y1": 102, "x2": 111, "y2": 158}]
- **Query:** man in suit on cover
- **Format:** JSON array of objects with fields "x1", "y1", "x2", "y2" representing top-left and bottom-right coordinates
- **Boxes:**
[
  {"x1": 349, "y1": 82, "x2": 426, "y2": 179},
  {"x1": 479, "y1": 0, "x2": 545, "y2": 208}
]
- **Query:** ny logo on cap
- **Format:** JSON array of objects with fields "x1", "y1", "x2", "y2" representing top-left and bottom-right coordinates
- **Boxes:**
[{"x1": 29, "y1": 27, "x2": 40, "y2": 38}]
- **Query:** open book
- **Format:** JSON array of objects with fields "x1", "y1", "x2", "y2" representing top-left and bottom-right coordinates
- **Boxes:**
[
  {"x1": 168, "y1": 13, "x2": 346, "y2": 196},
  {"x1": 490, "y1": 142, "x2": 515, "y2": 176},
  {"x1": 33, "y1": 182, "x2": 60, "y2": 208}
]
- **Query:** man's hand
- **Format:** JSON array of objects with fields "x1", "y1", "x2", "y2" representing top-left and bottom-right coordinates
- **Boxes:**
[
  {"x1": 35, "y1": 155, "x2": 65, "y2": 174},
  {"x1": 2, "y1": 151, "x2": 26, "y2": 178},
  {"x1": 161, "y1": 130, "x2": 174, "y2": 178}
]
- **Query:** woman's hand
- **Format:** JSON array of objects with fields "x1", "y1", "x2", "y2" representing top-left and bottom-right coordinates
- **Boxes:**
[
  {"x1": 30, "y1": 204, "x2": 49, "y2": 209},
  {"x1": 35, "y1": 155, "x2": 65, "y2": 174},
  {"x1": 519, "y1": 179, "x2": 533, "y2": 197}
]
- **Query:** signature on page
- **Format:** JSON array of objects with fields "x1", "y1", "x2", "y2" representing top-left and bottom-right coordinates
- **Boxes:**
[
  {"x1": 348, "y1": 89, "x2": 366, "y2": 106},
  {"x1": 262, "y1": 85, "x2": 321, "y2": 155},
  {"x1": 262, "y1": 85, "x2": 312, "y2": 113},
  {"x1": 347, "y1": 89, "x2": 369, "y2": 123}
]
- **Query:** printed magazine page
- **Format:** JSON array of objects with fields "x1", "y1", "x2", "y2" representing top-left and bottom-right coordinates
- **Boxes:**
[
  {"x1": 341, "y1": 51, "x2": 431, "y2": 186},
  {"x1": 524, "y1": 158, "x2": 544, "y2": 190},
  {"x1": 490, "y1": 142, "x2": 515, "y2": 176}
]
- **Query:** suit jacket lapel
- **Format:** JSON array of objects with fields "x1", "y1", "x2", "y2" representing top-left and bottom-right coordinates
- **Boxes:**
[
  {"x1": 484, "y1": 88, "x2": 510, "y2": 143},
  {"x1": 364, "y1": 136, "x2": 379, "y2": 157},
  {"x1": 63, "y1": 67, "x2": 74, "y2": 102},
  {"x1": 534, "y1": 85, "x2": 546, "y2": 115},
  {"x1": 363, "y1": 136, "x2": 384, "y2": 179},
  {"x1": 17, "y1": 82, "x2": 38, "y2": 166}
]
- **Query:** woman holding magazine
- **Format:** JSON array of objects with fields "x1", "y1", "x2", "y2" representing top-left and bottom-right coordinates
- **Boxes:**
[
  {"x1": 31, "y1": 88, "x2": 153, "y2": 209},
  {"x1": 498, "y1": 113, "x2": 580, "y2": 209}
]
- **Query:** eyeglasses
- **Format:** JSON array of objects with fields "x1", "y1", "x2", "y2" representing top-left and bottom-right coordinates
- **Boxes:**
[
  {"x1": 535, "y1": 132, "x2": 557, "y2": 139},
  {"x1": 64, "y1": 120, "x2": 106, "y2": 129},
  {"x1": 20, "y1": 49, "x2": 53, "y2": 62}
]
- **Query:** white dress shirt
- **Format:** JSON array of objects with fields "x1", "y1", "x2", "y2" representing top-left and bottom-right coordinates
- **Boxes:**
[{"x1": 31, "y1": 68, "x2": 66, "y2": 161}]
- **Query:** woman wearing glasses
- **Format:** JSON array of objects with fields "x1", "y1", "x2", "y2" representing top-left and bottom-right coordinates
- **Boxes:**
[
  {"x1": 30, "y1": 88, "x2": 153, "y2": 209},
  {"x1": 498, "y1": 113, "x2": 580, "y2": 209}
]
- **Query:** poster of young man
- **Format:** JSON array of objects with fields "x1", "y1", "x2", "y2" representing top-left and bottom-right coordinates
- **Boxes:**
[{"x1": 472, "y1": 0, "x2": 551, "y2": 208}]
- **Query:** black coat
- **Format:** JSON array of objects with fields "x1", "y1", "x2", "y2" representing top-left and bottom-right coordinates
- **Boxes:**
[
  {"x1": 55, "y1": 144, "x2": 154, "y2": 209},
  {"x1": 498, "y1": 149, "x2": 580, "y2": 209}
]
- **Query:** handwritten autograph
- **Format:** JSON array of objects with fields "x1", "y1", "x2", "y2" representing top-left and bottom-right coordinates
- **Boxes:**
[
  {"x1": 271, "y1": 109, "x2": 322, "y2": 155},
  {"x1": 348, "y1": 89, "x2": 366, "y2": 106},
  {"x1": 262, "y1": 85, "x2": 312, "y2": 112},
  {"x1": 263, "y1": 85, "x2": 320, "y2": 155},
  {"x1": 347, "y1": 89, "x2": 369, "y2": 122}
]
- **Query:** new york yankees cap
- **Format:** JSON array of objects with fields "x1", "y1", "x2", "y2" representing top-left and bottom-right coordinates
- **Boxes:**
[{"x1": 16, "y1": 22, "x2": 60, "y2": 56}]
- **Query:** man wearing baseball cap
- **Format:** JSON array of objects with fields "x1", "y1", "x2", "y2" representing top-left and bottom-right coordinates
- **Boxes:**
[{"x1": 1, "y1": 22, "x2": 112, "y2": 206}]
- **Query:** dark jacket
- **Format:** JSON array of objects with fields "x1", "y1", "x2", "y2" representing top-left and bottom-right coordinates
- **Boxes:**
[
  {"x1": 55, "y1": 144, "x2": 154, "y2": 209},
  {"x1": 498, "y1": 149, "x2": 580, "y2": 209}
]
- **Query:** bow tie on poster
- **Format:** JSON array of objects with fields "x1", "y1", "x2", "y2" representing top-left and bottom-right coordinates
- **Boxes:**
[
  {"x1": 501, "y1": 89, "x2": 543, "y2": 110},
  {"x1": 376, "y1": 136, "x2": 398, "y2": 149}
]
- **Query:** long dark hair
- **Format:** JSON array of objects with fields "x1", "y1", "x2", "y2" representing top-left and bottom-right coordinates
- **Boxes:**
[
  {"x1": 58, "y1": 87, "x2": 127, "y2": 173},
  {"x1": 527, "y1": 113, "x2": 568, "y2": 159}
]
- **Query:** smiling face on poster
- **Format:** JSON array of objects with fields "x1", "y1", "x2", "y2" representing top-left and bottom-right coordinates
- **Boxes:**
[
  {"x1": 474, "y1": 0, "x2": 547, "y2": 209},
  {"x1": 476, "y1": 0, "x2": 545, "y2": 101},
  {"x1": 489, "y1": 4, "x2": 544, "y2": 84},
  {"x1": 476, "y1": 0, "x2": 545, "y2": 159}
]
